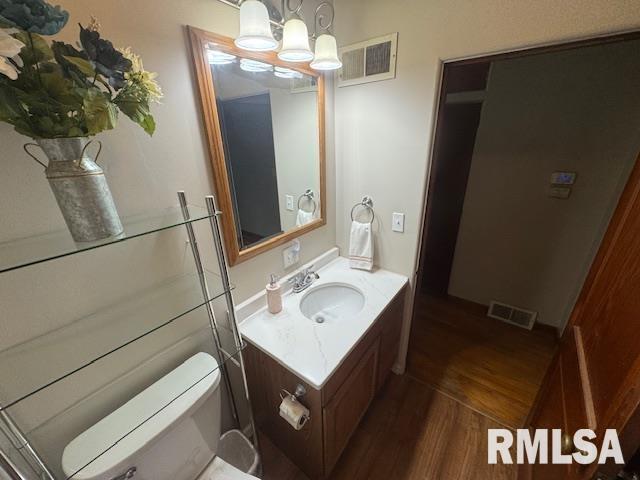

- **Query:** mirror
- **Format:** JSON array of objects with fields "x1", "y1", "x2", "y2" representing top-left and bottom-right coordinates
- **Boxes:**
[{"x1": 189, "y1": 28, "x2": 325, "y2": 265}]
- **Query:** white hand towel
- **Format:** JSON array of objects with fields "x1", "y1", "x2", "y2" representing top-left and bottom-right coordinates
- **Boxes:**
[
  {"x1": 296, "y1": 209, "x2": 315, "y2": 227},
  {"x1": 349, "y1": 221, "x2": 374, "y2": 271}
]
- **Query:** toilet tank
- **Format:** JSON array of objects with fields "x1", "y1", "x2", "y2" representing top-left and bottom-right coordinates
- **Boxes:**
[{"x1": 62, "y1": 352, "x2": 222, "y2": 480}]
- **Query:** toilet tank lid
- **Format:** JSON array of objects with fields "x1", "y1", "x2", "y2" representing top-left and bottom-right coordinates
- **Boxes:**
[{"x1": 61, "y1": 352, "x2": 221, "y2": 480}]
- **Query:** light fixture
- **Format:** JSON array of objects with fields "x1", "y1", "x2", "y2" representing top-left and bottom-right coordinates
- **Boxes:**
[
  {"x1": 274, "y1": 66, "x2": 303, "y2": 79},
  {"x1": 229, "y1": 0, "x2": 342, "y2": 71},
  {"x1": 278, "y1": 16, "x2": 313, "y2": 62},
  {"x1": 235, "y1": 0, "x2": 278, "y2": 52},
  {"x1": 310, "y1": 33, "x2": 341, "y2": 71},
  {"x1": 207, "y1": 49, "x2": 237, "y2": 65},
  {"x1": 240, "y1": 58, "x2": 273, "y2": 72}
]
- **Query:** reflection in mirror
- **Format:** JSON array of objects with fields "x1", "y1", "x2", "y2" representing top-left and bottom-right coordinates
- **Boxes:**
[{"x1": 208, "y1": 46, "x2": 321, "y2": 251}]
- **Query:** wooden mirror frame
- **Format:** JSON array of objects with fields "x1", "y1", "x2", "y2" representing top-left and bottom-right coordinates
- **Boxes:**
[{"x1": 188, "y1": 27, "x2": 326, "y2": 266}]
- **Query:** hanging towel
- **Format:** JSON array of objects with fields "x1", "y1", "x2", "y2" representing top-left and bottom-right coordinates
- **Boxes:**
[
  {"x1": 349, "y1": 220, "x2": 374, "y2": 271},
  {"x1": 296, "y1": 209, "x2": 315, "y2": 227}
]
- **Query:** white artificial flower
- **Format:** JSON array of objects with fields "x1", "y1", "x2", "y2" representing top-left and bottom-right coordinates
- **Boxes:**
[{"x1": 0, "y1": 29, "x2": 25, "y2": 80}]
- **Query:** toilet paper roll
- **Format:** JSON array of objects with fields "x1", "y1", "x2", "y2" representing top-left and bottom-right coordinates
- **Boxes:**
[{"x1": 279, "y1": 395, "x2": 310, "y2": 431}]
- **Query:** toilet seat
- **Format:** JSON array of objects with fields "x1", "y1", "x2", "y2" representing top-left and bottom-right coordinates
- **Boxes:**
[{"x1": 197, "y1": 457, "x2": 259, "y2": 480}]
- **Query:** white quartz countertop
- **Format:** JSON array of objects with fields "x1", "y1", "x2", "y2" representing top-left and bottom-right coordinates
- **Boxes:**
[{"x1": 239, "y1": 256, "x2": 408, "y2": 390}]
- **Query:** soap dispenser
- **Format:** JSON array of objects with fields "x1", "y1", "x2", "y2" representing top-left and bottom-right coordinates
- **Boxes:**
[{"x1": 266, "y1": 274, "x2": 282, "y2": 314}]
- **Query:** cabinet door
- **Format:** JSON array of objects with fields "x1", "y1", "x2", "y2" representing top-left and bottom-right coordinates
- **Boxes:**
[{"x1": 323, "y1": 340, "x2": 379, "y2": 474}]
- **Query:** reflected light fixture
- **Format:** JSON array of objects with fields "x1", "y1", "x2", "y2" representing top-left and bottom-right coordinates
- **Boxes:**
[
  {"x1": 234, "y1": 0, "x2": 278, "y2": 51},
  {"x1": 231, "y1": 0, "x2": 342, "y2": 71},
  {"x1": 274, "y1": 66, "x2": 303, "y2": 79},
  {"x1": 240, "y1": 58, "x2": 274, "y2": 72},
  {"x1": 207, "y1": 49, "x2": 237, "y2": 65}
]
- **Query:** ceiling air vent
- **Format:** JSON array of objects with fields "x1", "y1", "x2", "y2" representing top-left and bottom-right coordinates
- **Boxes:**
[
  {"x1": 487, "y1": 301, "x2": 537, "y2": 330},
  {"x1": 338, "y1": 33, "x2": 398, "y2": 87}
]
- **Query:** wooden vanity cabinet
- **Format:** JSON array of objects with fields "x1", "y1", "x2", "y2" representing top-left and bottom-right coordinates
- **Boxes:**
[
  {"x1": 323, "y1": 341, "x2": 379, "y2": 473},
  {"x1": 243, "y1": 287, "x2": 406, "y2": 479}
]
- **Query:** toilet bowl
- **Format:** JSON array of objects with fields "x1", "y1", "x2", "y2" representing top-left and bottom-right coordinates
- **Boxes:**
[{"x1": 61, "y1": 352, "x2": 258, "y2": 480}]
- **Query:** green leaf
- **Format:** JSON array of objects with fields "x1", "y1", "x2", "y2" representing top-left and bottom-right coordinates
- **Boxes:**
[
  {"x1": 67, "y1": 126, "x2": 85, "y2": 137},
  {"x1": 13, "y1": 119, "x2": 37, "y2": 137},
  {"x1": 114, "y1": 85, "x2": 156, "y2": 135},
  {"x1": 62, "y1": 56, "x2": 96, "y2": 77},
  {"x1": 14, "y1": 31, "x2": 53, "y2": 65},
  {"x1": 140, "y1": 114, "x2": 156, "y2": 135},
  {"x1": 0, "y1": 84, "x2": 27, "y2": 122},
  {"x1": 40, "y1": 71, "x2": 71, "y2": 96},
  {"x1": 83, "y1": 88, "x2": 117, "y2": 135}
]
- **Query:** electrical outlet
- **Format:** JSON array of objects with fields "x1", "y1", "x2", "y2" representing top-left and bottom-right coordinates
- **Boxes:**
[
  {"x1": 283, "y1": 240, "x2": 300, "y2": 268},
  {"x1": 392, "y1": 212, "x2": 405, "y2": 233},
  {"x1": 286, "y1": 195, "x2": 294, "y2": 211}
]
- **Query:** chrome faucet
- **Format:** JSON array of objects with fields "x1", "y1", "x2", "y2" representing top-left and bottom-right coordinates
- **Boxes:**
[{"x1": 289, "y1": 265, "x2": 320, "y2": 293}]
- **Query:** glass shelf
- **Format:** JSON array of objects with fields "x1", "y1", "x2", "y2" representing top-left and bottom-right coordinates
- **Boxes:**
[
  {"x1": 0, "y1": 205, "x2": 213, "y2": 274},
  {"x1": 0, "y1": 269, "x2": 234, "y2": 412}
]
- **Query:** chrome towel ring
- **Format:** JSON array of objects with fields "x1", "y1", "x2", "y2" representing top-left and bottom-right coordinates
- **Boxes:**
[
  {"x1": 298, "y1": 189, "x2": 317, "y2": 215},
  {"x1": 350, "y1": 196, "x2": 375, "y2": 224}
]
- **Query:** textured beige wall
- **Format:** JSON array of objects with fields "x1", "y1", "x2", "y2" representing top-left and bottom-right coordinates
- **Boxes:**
[
  {"x1": 334, "y1": 0, "x2": 640, "y2": 369},
  {"x1": 0, "y1": 0, "x2": 335, "y2": 476},
  {"x1": 448, "y1": 42, "x2": 640, "y2": 330}
]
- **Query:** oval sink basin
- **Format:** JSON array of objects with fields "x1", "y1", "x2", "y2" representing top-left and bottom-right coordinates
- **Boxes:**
[{"x1": 300, "y1": 283, "x2": 365, "y2": 324}]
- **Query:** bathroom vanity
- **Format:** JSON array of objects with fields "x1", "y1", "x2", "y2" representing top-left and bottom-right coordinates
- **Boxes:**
[{"x1": 239, "y1": 252, "x2": 408, "y2": 479}]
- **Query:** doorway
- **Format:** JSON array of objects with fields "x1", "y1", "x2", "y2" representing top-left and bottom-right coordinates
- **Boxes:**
[
  {"x1": 218, "y1": 93, "x2": 283, "y2": 248},
  {"x1": 408, "y1": 34, "x2": 640, "y2": 429}
]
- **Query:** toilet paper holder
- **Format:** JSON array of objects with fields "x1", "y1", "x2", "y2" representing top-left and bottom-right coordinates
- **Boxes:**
[
  {"x1": 280, "y1": 384, "x2": 307, "y2": 401},
  {"x1": 279, "y1": 384, "x2": 311, "y2": 428}
]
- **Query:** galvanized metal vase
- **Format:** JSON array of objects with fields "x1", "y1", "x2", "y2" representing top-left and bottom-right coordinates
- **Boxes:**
[{"x1": 24, "y1": 137, "x2": 124, "y2": 243}]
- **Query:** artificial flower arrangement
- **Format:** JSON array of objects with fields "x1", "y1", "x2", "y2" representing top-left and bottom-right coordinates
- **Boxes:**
[
  {"x1": 0, "y1": 0, "x2": 163, "y2": 243},
  {"x1": 0, "y1": 0, "x2": 162, "y2": 138}
]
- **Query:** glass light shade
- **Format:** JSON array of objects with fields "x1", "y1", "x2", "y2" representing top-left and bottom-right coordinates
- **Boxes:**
[
  {"x1": 235, "y1": 0, "x2": 278, "y2": 52},
  {"x1": 277, "y1": 18, "x2": 313, "y2": 62},
  {"x1": 310, "y1": 34, "x2": 342, "y2": 71},
  {"x1": 207, "y1": 49, "x2": 236, "y2": 65}
]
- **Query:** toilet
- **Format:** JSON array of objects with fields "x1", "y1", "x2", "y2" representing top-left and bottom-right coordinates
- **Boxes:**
[{"x1": 61, "y1": 352, "x2": 258, "y2": 480}]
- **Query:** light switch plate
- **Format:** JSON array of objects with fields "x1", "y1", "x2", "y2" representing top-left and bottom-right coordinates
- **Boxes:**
[
  {"x1": 392, "y1": 212, "x2": 405, "y2": 233},
  {"x1": 549, "y1": 186, "x2": 572, "y2": 199},
  {"x1": 286, "y1": 195, "x2": 294, "y2": 211},
  {"x1": 283, "y1": 240, "x2": 300, "y2": 268}
]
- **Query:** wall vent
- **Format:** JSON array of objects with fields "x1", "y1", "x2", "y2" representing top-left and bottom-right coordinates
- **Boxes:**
[
  {"x1": 487, "y1": 301, "x2": 537, "y2": 330},
  {"x1": 290, "y1": 75, "x2": 318, "y2": 94},
  {"x1": 338, "y1": 33, "x2": 398, "y2": 87}
]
